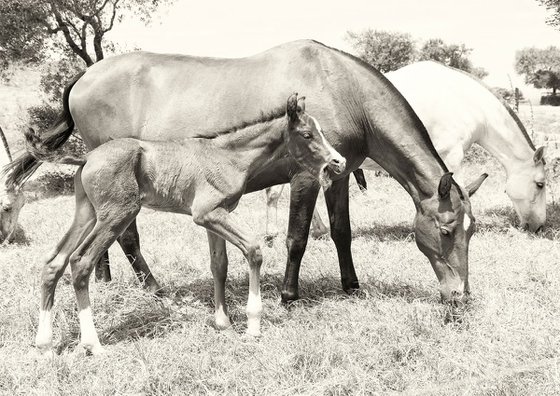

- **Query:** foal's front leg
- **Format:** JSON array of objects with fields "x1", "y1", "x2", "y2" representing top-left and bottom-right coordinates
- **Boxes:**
[
  {"x1": 194, "y1": 207, "x2": 262, "y2": 336},
  {"x1": 206, "y1": 230, "x2": 231, "y2": 329}
]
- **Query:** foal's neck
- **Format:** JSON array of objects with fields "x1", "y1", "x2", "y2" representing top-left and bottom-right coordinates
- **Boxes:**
[
  {"x1": 477, "y1": 108, "x2": 534, "y2": 175},
  {"x1": 211, "y1": 116, "x2": 287, "y2": 171}
]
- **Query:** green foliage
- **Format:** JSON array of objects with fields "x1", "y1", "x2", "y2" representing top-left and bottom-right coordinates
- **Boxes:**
[
  {"x1": 537, "y1": 0, "x2": 560, "y2": 27},
  {"x1": 515, "y1": 46, "x2": 560, "y2": 94},
  {"x1": 0, "y1": 0, "x2": 173, "y2": 71},
  {"x1": 346, "y1": 30, "x2": 488, "y2": 78},
  {"x1": 346, "y1": 29, "x2": 417, "y2": 73}
]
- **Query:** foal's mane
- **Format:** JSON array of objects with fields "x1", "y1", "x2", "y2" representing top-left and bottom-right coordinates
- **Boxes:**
[{"x1": 194, "y1": 106, "x2": 287, "y2": 139}]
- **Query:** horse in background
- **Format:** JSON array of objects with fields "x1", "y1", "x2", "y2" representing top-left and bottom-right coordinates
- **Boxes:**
[{"x1": 0, "y1": 126, "x2": 24, "y2": 244}]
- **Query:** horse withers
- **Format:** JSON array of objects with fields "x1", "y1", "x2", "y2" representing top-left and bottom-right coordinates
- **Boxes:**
[{"x1": 30, "y1": 94, "x2": 346, "y2": 356}]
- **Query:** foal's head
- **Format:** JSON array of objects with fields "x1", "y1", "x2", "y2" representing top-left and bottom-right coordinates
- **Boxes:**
[{"x1": 285, "y1": 94, "x2": 346, "y2": 188}]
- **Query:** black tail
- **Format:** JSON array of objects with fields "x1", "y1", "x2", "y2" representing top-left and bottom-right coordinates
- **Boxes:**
[
  {"x1": 3, "y1": 71, "x2": 86, "y2": 187},
  {"x1": 353, "y1": 169, "x2": 367, "y2": 192},
  {"x1": 24, "y1": 127, "x2": 86, "y2": 166}
]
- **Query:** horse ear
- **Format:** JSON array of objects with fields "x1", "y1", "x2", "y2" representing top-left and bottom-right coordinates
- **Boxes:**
[
  {"x1": 297, "y1": 96, "x2": 306, "y2": 113},
  {"x1": 534, "y1": 146, "x2": 545, "y2": 164},
  {"x1": 465, "y1": 173, "x2": 488, "y2": 197},
  {"x1": 287, "y1": 93, "x2": 299, "y2": 121},
  {"x1": 438, "y1": 172, "x2": 454, "y2": 199}
]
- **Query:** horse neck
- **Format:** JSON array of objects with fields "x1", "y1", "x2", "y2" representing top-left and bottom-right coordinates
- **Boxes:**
[
  {"x1": 477, "y1": 109, "x2": 534, "y2": 175},
  {"x1": 212, "y1": 117, "x2": 287, "y2": 173},
  {"x1": 352, "y1": 97, "x2": 445, "y2": 204}
]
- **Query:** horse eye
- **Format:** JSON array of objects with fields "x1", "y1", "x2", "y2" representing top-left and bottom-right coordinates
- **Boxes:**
[
  {"x1": 440, "y1": 228, "x2": 450, "y2": 236},
  {"x1": 536, "y1": 182, "x2": 545, "y2": 189},
  {"x1": 302, "y1": 132, "x2": 312, "y2": 139}
]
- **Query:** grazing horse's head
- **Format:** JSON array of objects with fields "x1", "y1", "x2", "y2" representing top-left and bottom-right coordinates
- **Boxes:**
[
  {"x1": 285, "y1": 93, "x2": 346, "y2": 188},
  {"x1": 413, "y1": 172, "x2": 487, "y2": 309},
  {"x1": 0, "y1": 126, "x2": 24, "y2": 243},
  {"x1": 505, "y1": 146, "x2": 546, "y2": 233},
  {"x1": 0, "y1": 185, "x2": 24, "y2": 243}
]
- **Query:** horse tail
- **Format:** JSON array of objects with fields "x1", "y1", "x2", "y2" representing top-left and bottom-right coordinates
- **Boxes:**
[
  {"x1": 24, "y1": 127, "x2": 86, "y2": 166},
  {"x1": 3, "y1": 71, "x2": 86, "y2": 187},
  {"x1": 352, "y1": 169, "x2": 367, "y2": 192}
]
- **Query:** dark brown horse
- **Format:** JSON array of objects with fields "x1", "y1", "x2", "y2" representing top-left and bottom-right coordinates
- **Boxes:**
[{"x1": 6, "y1": 40, "x2": 486, "y2": 308}]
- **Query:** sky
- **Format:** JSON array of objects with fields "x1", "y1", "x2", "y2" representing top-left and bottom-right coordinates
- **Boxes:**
[{"x1": 111, "y1": 0, "x2": 560, "y2": 98}]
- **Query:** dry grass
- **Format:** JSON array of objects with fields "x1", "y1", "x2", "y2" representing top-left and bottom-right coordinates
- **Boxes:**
[{"x1": 1, "y1": 99, "x2": 560, "y2": 393}]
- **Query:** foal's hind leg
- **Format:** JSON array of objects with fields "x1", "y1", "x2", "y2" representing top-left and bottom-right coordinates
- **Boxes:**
[
  {"x1": 117, "y1": 220, "x2": 161, "y2": 293},
  {"x1": 206, "y1": 230, "x2": 231, "y2": 329},
  {"x1": 36, "y1": 170, "x2": 96, "y2": 353},
  {"x1": 69, "y1": 206, "x2": 140, "y2": 355},
  {"x1": 194, "y1": 208, "x2": 262, "y2": 336}
]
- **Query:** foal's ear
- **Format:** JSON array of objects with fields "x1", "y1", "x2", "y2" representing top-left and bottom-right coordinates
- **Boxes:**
[
  {"x1": 465, "y1": 173, "x2": 488, "y2": 197},
  {"x1": 438, "y1": 172, "x2": 454, "y2": 199},
  {"x1": 534, "y1": 146, "x2": 545, "y2": 164},
  {"x1": 297, "y1": 96, "x2": 306, "y2": 112},
  {"x1": 287, "y1": 93, "x2": 299, "y2": 122}
]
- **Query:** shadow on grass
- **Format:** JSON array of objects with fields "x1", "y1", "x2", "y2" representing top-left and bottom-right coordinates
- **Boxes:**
[
  {"x1": 352, "y1": 223, "x2": 413, "y2": 241},
  {"x1": 478, "y1": 203, "x2": 560, "y2": 240},
  {"x1": 1, "y1": 226, "x2": 30, "y2": 245},
  {"x1": 80, "y1": 270, "x2": 437, "y2": 346}
]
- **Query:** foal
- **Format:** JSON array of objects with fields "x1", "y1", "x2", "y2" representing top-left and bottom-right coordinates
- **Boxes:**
[{"x1": 32, "y1": 94, "x2": 346, "y2": 355}]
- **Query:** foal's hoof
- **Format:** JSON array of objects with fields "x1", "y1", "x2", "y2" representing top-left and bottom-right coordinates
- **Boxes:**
[
  {"x1": 83, "y1": 343, "x2": 106, "y2": 356},
  {"x1": 245, "y1": 327, "x2": 262, "y2": 337},
  {"x1": 215, "y1": 317, "x2": 232, "y2": 331}
]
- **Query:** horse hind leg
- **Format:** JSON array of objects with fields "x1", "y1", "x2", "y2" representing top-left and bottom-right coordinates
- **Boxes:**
[
  {"x1": 117, "y1": 219, "x2": 161, "y2": 293},
  {"x1": 36, "y1": 171, "x2": 96, "y2": 354},
  {"x1": 69, "y1": 204, "x2": 140, "y2": 355}
]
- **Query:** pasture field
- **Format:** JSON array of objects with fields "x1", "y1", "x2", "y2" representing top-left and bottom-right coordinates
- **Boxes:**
[{"x1": 1, "y1": 104, "x2": 560, "y2": 395}]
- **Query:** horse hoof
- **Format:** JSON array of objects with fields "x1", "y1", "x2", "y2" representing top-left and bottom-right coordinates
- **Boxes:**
[
  {"x1": 343, "y1": 281, "x2": 360, "y2": 295},
  {"x1": 281, "y1": 290, "x2": 299, "y2": 304},
  {"x1": 245, "y1": 327, "x2": 262, "y2": 337},
  {"x1": 35, "y1": 348, "x2": 55, "y2": 360}
]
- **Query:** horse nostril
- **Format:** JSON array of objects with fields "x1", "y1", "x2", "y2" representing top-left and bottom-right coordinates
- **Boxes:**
[{"x1": 535, "y1": 226, "x2": 543, "y2": 233}]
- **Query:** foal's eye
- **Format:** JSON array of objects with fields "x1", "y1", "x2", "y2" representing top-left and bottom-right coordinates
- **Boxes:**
[
  {"x1": 536, "y1": 181, "x2": 545, "y2": 189},
  {"x1": 302, "y1": 132, "x2": 312, "y2": 139}
]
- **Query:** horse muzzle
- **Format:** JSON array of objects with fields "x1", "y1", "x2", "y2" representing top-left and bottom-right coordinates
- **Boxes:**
[{"x1": 327, "y1": 157, "x2": 346, "y2": 175}]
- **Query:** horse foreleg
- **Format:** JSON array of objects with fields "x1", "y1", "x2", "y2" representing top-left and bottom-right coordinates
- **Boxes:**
[
  {"x1": 264, "y1": 185, "x2": 284, "y2": 245},
  {"x1": 281, "y1": 173, "x2": 320, "y2": 303},
  {"x1": 194, "y1": 208, "x2": 262, "y2": 336},
  {"x1": 117, "y1": 219, "x2": 161, "y2": 294},
  {"x1": 324, "y1": 175, "x2": 359, "y2": 294},
  {"x1": 70, "y1": 207, "x2": 139, "y2": 355},
  {"x1": 206, "y1": 230, "x2": 231, "y2": 329}
]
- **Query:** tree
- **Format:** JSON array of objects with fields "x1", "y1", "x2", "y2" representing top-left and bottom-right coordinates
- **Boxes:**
[
  {"x1": 418, "y1": 38, "x2": 488, "y2": 79},
  {"x1": 515, "y1": 46, "x2": 560, "y2": 95},
  {"x1": 0, "y1": 0, "x2": 171, "y2": 72},
  {"x1": 346, "y1": 29, "x2": 416, "y2": 73},
  {"x1": 537, "y1": 0, "x2": 560, "y2": 27}
]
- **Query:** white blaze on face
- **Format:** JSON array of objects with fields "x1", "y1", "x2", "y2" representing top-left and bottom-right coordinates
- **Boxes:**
[
  {"x1": 312, "y1": 117, "x2": 339, "y2": 161},
  {"x1": 463, "y1": 215, "x2": 471, "y2": 232}
]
